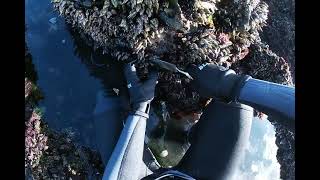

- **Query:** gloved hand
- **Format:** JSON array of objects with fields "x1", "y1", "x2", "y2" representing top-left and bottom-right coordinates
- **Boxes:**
[
  {"x1": 124, "y1": 63, "x2": 158, "y2": 115},
  {"x1": 186, "y1": 63, "x2": 251, "y2": 102}
]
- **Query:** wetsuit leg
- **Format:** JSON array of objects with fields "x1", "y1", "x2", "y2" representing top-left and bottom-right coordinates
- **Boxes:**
[{"x1": 175, "y1": 100, "x2": 253, "y2": 180}]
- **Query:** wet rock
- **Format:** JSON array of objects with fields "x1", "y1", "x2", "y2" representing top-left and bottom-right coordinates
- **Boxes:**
[
  {"x1": 260, "y1": 0, "x2": 295, "y2": 81},
  {"x1": 233, "y1": 42, "x2": 293, "y2": 86},
  {"x1": 269, "y1": 118, "x2": 295, "y2": 180}
]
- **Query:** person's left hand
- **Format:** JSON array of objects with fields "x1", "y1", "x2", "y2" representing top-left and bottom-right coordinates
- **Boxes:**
[{"x1": 124, "y1": 64, "x2": 158, "y2": 111}]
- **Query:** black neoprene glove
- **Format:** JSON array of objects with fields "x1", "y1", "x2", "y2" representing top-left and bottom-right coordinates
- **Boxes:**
[
  {"x1": 124, "y1": 64, "x2": 158, "y2": 115},
  {"x1": 186, "y1": 63, "x2": 251, "y2": 102}
]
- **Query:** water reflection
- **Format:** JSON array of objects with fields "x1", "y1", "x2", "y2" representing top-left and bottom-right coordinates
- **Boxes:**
[
  {"x1": 68, "y1": 27, "x2": 128, "y2": 96},
  {"x1": 26, "y1": 0, "x2": 102, "y2": 149},
  {"x1": 235, "y1": 117, "x2": 280, "y2": 179}
]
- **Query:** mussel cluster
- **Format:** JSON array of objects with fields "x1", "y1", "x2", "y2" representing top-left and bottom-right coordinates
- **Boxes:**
[
  {"x1": 233, "y1": 42, "x2": 293, "y2": 86},
  {"x1": 51, "y1": 0, "x2": 287, "y2": 113},
  {"x1": 52, "y1": 0, "x2": 162, "y2": 62}
]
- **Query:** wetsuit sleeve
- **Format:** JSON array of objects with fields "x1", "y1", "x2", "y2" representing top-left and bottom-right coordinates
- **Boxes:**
[
  {"x1": 238, "y1": 78, "x2": 295, "y2": 131},
  {"x1": 102, "y1": 113, "x2": 148, "y2": 180}
]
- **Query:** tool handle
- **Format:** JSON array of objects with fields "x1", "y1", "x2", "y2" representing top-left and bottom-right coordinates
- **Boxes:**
[{"x1": 151, "y1": 59, "x2": 178, "y2": 73}]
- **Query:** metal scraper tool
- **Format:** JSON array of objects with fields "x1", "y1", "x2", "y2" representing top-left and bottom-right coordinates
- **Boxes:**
[{"x1": 150, "y1": 58, "x2": 193, "y2": 80}]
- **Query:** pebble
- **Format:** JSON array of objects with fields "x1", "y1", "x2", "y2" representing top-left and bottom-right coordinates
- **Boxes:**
[{"x1": 159, "y1": 150, "x2": 168, "y2": 157}]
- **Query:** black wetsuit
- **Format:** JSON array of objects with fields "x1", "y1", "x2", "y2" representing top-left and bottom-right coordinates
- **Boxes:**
[{"x1": 95, "y1": 70, "x2": 294, "y2": 180}]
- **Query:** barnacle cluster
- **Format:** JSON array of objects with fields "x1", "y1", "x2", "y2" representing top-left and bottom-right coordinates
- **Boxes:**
[
  {"x1": 25, "y1": 100, "x2": 48, "y2": 169},
  {"x1": 260, "y1": 0, "x2": 295, "y2": 80},
  {"x1": 52, "y1": 0, "x2": 277, "y2": 114},
  {"x1": 52, "y1": 0, "x2": 162, "y2": 63},
  {"x1": 215, "y1": 0, "x2": 268, "y2": 32},
  {"x1": 232, "y1": 42, "x2": 293, "y2": 86}
]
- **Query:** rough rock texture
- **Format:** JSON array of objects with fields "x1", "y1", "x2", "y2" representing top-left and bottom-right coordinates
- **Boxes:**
[
  {"x1": 25, "y1": 103, "x2": 48, "y2": 169},
  {"x1": 51, "y1": 0, "x2": 275, "y2": 115},
  {"x1": 30, "y1": 127, "x2": 104, "y2": 179},
  {"x1": 261, "y1": 0, "x2": 295, "y2": 80},
  {"x1": 232, "y1": 42, "x2": 293, "y2": 86},
  {"x1": 272, "y1": 121, "x2": 295, "y2": 180}
]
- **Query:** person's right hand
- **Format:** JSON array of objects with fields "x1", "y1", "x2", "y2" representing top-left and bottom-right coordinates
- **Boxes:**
[{"x1": 186, "y1": 63, "x2": 251, "y2": 102}]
